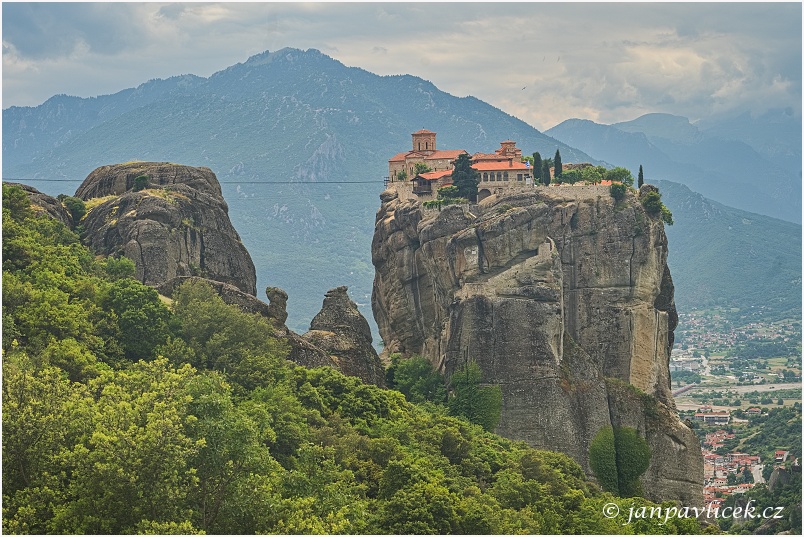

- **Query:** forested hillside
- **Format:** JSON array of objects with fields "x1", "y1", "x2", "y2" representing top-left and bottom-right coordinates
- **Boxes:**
[{"x1": 2, "y1": 184, "x2": 703, "y2": 534}]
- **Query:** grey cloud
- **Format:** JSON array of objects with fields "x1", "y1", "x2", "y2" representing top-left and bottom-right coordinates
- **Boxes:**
[{"x1": 3, "y1": 3, "x2": 150, "y2": 59}]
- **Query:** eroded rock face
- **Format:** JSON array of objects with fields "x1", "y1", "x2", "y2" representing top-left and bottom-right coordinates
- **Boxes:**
[
  {"x1": 371, "y1": 185, "x2": 703, "y2": 504},
  {"x1": 303, "y1": 286, "x2": 386, "y2": 386},
  {"x1": 77, "y1": 163, "x2": 257, "y2": 295}
]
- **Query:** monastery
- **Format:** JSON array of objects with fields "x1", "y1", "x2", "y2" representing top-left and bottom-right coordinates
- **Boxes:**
[{"x1": 387, "y1": 130, "x2": 535, "y2": 202}]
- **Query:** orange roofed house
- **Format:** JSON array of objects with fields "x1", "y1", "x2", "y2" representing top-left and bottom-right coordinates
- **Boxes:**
[{"x1": 388, "y1": 130, "x2": 533, "y2": 201}]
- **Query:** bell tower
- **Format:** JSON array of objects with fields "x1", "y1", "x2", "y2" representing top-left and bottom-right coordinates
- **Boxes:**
[{"x1": 411, "y1": 129, "x2": 436, "y2": 155}]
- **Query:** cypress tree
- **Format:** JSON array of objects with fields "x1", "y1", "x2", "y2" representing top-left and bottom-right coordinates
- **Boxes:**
[
  {"x1": 553, "y1": 149, "x2": 562, "y2": 178},
  {"x1": 638, "y1": 165, "x2": 644, "y2": 187},
  {"x1": 451, "y1": 153, "x2": 479, "y2": 201},
  {"x1": 541, "y1": 161, "x2": 551, "y2": 186},
  {"x1": 532, "y1": 152, "x2": 542, "y2": 181}
]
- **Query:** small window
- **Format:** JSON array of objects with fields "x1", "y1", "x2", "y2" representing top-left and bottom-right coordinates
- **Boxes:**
[
  {"x1": 517, "y1": 174, "x2": 523, "y2": 181},
  {"x1": 497, "y1": 172, "x2": 502, "y2": 181},
  {"x1": 504, "y1": 172, "x2": 509, "y2": 181}
]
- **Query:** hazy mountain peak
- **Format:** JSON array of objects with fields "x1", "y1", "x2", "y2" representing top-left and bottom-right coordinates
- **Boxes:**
[{"x1": 613, "y1": 113, "x2": 701, "y2": 144}]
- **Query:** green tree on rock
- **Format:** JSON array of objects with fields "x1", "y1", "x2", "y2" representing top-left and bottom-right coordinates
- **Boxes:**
[
  {"x1": 452, "y1": 153, "x2": 479, "y2": 202},
  {"x1": 605, "y1": 167, "x2": 634, "y2": 186},
  {"x1": 588, "y1": 425, "x2": 651, "y2": 497},
  {"x1": 553, "y1": 149, "x2": 563, "y2": 178},
  {"x1": 413, "y1": 162, "x2": 431, "y2": 175},
  {"x1": 541, "y1": 161, "x2": 551, "y2": 186},
  {"x1": 638, "y1": 165, "x2": 644, "y2": 188},
  {"x1": 447, "y1": 362, "x2": 502, "y2": 432},
  {"x1": 532, "y1": 152, "x2": 542, "y2": 182}
]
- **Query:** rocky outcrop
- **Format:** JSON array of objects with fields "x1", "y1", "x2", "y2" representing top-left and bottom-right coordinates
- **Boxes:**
[
  {"x1": 302, "y1": 286, "x2": 385, "y2": 386},
  {"x1": 371, "y1": 185, "x2": 703, "y2": 504},
  {"x1": 155, "y1": 278, "x2": 382, "y2": 384},
  {"x1": 7, "y1": 182, "x2": 73, "y2": 227},
  {"x1": 76, "y1": 162, "x2": 256, "y2": 294},
  {"x1": 157, "y1": 277, "x2": 272, "y2": 317}
]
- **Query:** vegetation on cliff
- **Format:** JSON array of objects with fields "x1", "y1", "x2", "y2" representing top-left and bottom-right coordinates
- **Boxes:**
[{"x1": 2, "y1": 184, "x2": 704, "y2": 534}]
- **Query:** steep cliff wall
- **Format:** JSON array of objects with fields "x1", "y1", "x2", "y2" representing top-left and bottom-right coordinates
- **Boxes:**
[{"x1": 372, "y1": 185, "x2": 703, "y2": 504}]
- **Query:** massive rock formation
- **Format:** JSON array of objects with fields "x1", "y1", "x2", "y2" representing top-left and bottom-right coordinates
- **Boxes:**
[
  {"x1": 76, "y1": 162, "x2": 257, "y2": 294},
  {"x1": 371, "y1": 184, "x2": 703, "y2": 504},
  {"x1": 303, "y1": 286, "x2": 386, "y2": 386}
]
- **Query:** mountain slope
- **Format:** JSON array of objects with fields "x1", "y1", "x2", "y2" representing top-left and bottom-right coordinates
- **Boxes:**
[
  {"x1": 548, "y1": 114, "x2": 801, "y2": 223},
  {"x1": 658, "y1": 179, "x2": 801, "y2": 319}
]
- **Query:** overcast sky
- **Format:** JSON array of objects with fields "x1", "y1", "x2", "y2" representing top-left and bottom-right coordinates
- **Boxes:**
[{"x1": 3, "y1": 2, "x2": 801, "y2": 130}]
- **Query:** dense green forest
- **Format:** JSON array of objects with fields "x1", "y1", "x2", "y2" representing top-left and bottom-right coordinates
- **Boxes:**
[{"x1": 1, "y1": 184, "x2": 704, "y2": 534}]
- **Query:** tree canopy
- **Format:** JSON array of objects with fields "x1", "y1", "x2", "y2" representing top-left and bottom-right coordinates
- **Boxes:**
[{"x1": 452, "y1": 153, "x2": 480, "y2": 201}]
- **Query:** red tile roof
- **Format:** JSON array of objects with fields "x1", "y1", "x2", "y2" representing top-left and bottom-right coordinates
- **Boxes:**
[
  {"x1": 472, "y1": 161, "x2": 529, "y2": 171},
  {"x1": 412, "y1": 129, "x2": 436, "y2": 135},
  {"x1": 425, "y1": 150, "x2": 467, "y2": 160},
  {"x1": 415, "y1": 170, "x2": 453, "y2": 182}
]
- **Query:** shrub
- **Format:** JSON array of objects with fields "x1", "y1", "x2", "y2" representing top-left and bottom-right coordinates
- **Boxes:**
[
  {"x1": 132, "y1": 175, "x2": 149, "y2": 192},
  {"x1": 610, "y1": 183, "x2": 627, "y2": 201},
  {"x1": 588, "y1": 425, "x2": 652, "y2": 497},
  {"x1": 641, "y1": 191, "x2": 674, "y2": 225},
  {"x1": 58, "y1": 195, "x2": 87, "y2": 223}
]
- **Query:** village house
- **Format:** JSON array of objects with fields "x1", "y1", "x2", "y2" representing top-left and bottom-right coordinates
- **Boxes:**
[{"x1": 693, "y1": 411, "x2": 731, "y2": 425}]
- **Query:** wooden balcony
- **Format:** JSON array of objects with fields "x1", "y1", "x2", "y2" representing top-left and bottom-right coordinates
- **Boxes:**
[{"x1": 413, "y1": 183, "x2": 432, "y2": 195}]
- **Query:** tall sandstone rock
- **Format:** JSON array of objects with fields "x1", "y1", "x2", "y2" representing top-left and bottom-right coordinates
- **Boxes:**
[
  {"x1": 372, "y1": 185, "x2": 703, "y2": 505},
  {"x1": 77, "y1": 162, "x2": 257, "y2": 294}
]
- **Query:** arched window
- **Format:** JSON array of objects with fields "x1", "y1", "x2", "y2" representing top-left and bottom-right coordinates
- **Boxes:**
[
  {"x1": 504, "y1": 172, "x2": 509, "y2": 181},
  {"x1": 497, "y1": 172, "x2": 502, "y2": 181}
]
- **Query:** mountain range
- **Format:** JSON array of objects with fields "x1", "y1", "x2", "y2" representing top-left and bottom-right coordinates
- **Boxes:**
[
  {"x1": 546, "y1": 111, "x2": 801, "y2": 224},
  {"x1": 3, "y1": 47, "x2": 801, "y2": 333}
]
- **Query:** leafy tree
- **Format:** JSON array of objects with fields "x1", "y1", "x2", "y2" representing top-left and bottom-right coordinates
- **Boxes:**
[
  {"x1": 605, "y1": 166, "x2": 634, "y2": 186},
  {"x1": 413, "y1": 162, "x2": 431, "y2": 175},
  {"x1": 451, "y1": 153, "x2": 479, "y2": 201},
  {"x1": 588, "y1": 426, "x2": 651, "y2": 497},
  {"x1": 561, "y1": 169, "x2": 583, "y2": 184},
  {"x1": 101, "y1": 256, "x2": 136, "y2": 281},
  {"x1": 581, "y1": 165, "x2": 605, "y2": 184},
  {"x1": 387, "y1": 354, "x2": 447, "y2": 404},
  {"x1": 614, "y1": 426, "x2": 651, "y2": 497},
  {"x1": 638, "y1": 164, "x2": 644, "y2": 187},
  {"x1": 610, "y1": 182, "x2": 627, "y2": 201},
  {"x1": 641, "y1": 190, "x2": 674, "y2": 225},
  {"x1": 448, "y1": 362, "x2": 502, "y2": 432},
  {"x1": 395, "y1": 169, "x2": 408, "y2": 182},
  {"x1": 589, "y1": 427, "x2": 619, "y2": 494},
  {"x1": 3, "y1": 184, "x2": 34, "y2": 220},
  {"x1": 532, "y1": 152, "x2": 542, "y2": 181},
  {"x1": 553, "y1": 149, "x2": 562, "y2": 178},
  {"x1": 57, "y1": 195, "x2": 86, "y2": 224},
  {"x1": 99, "y1": 278, "x2": 171, "y2": 361},
  {"x1": 436, "y1": 185, "x2": 460, "y2": 200},
  {"x1": 167, "y1": 280, "x2": 289, "y2": 392},
  {"x1": 541, "y1": 161, "x2": 551, "y2": 186}
]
